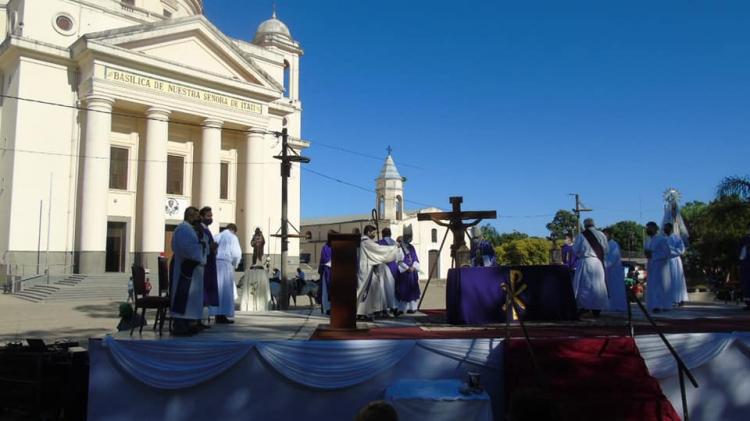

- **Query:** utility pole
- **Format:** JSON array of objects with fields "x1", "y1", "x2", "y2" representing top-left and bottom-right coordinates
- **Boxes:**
[
  {"x1": 272, "y1": 128, "x2": 310, "y2": 310},
  {"x1": 569, "y1": 193, "x2": 592, "y2": 235}
]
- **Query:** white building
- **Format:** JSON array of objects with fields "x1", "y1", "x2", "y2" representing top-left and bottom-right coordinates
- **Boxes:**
[
  {"x1": 301, "y1": 154, "x2": 453, "y2": 280},
  {"x1": 0, "y1": 0, "x2": 308, "y2": 279}
]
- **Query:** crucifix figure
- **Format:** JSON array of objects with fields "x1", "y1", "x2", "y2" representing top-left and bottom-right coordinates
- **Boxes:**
[{"x1": 417, "y1": 197, "x2": 497, "y2": 267}]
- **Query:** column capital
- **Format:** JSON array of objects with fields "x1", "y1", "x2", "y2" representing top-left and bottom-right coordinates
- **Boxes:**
[
  {"x1": 203, "y1": 118, "x2": 224, "y2": 129},
  {"x1": 246, "y1": 128, "x2": 267, "y2": 137},
  {"x1": 146, "y1": 107, "x2": 171, "y2": 121},
  {"x1": 84, "y1": 95, "x2": 115, "y2": 110}
]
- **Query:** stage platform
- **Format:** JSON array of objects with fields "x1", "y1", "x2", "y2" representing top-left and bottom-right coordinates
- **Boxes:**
[
  {"x1": 110, "y1": 301, "x2": 750, "y2": 342},
  {"x1": 91, "y1": 303, "x2": 750, "y2": 421}
]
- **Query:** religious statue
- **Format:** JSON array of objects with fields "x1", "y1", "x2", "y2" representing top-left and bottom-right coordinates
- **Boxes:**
[{"x1": 250, "y1": 227, "x2": 266, "y2": 267}]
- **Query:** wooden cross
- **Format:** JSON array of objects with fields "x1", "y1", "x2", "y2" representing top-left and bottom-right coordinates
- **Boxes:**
[{"x1": 417, "y1": 196, "x2": 496, "y2": 267}]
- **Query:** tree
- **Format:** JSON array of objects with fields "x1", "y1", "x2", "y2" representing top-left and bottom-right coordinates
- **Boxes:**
[
  {"x1": 717, "y1": 175, "x2": 750, "y2": 201},
  {"x1": 496, "y1": 231, "x2": 529, "y2": 247},
  {"x1": 605, "y1": 221, "x2": 644, "y2": 253},
  {"x1": 480, "y1": 223, "x2": 501, "y2": 247},
  {"x1": 496, "y1": 238, "x2": 552, "y2": 266},
  {"x1": 683, "y1": 196, "x2": 750, "y2": 283},
  {"x1": 546, "y1": 210, "x2": 578, "y2": 240}
]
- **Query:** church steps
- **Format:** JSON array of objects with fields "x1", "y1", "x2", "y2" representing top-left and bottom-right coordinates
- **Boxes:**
[{"x1": 11, "y1": 274, "x2": 129, "y2": 303}]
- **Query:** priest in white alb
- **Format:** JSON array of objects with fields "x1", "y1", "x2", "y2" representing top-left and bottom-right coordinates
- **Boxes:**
[
  {"x1": 572, "y1": 218, "x2": 609, "y2": 316},
  {"x1": 357, "y1": 225, "x2": 402, "y2": 320},
  {"x1": 602, "y1": 228, "x2": 627, "y2": 312},
  {"x1": 644, "y1": 221, "x2": 677, "y2": 312},
  {"x1": 209, "y1": 223, "x2": 242, "y2": 323}
]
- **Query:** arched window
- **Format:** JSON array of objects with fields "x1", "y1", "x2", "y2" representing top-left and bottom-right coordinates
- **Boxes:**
[
  {"x1": 431, "y1": 229, "x2": 437, "y2": 243},
  {"x1": 378, "y1": 196, "x2": 385, "y2": 218},
  {"x1": 396, "y1": 195, "x2": 403, "y2": 220},
  {"x1": 283, "y1": 60, "x2": 290, "y2": 96}
]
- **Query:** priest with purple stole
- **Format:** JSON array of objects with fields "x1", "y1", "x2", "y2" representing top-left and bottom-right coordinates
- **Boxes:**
[
  {"x1": 199, "y1": 206, "x2": 219, "y2": 325},
  {"x1": 572, "y1": 218, "x2": 609, "y2": 316},
  {"x1": 318, "y1": 233, "x2": 333, "y2": 315},
  {"x1": 470, "y1": 226, "x2": 497, "y2": 267},
  {"x1": 378, "y1": 228, "x2": 400, "y2": 316},
  {"x1": 397, "y1": 225, "x2": 421, "y2": 314},
  {"x1": 561, "y1": 233, "x2": 578, "y2": 272},
  {"x1": 740, "y1": 223, "x2": 750, "y2": 311},
  {"x1": 170, "y1": 206, "x2": 208, "y2": 336}
]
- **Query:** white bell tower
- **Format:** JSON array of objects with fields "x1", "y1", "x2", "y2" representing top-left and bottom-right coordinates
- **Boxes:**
[{"x1": 376, "y1": 148, "x2": 404, "y2": 221}]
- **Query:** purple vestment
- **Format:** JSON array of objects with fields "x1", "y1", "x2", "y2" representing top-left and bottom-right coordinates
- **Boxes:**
[
  {"x1": 202, "y1": 226, "x2": 219, "y2": 307},
  {"x1": 561, "y1": 243, "x2": 578, "y2": 271},
  {"x1": 397, "y1": 243, "x2": 421, "y2": 302},
  {"x1": 470, "y1": 239, "x2": 496, "y2": 266},
  {"x1": 378, "y1": 238, "x2": 400, "y2": 282},
  {"x1": 317, "y1": 243, "x2": 332, "y2": 305}
]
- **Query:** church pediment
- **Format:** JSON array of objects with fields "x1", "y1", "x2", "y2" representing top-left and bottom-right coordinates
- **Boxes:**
[{"x1": 80, "y1": 16, "x2": 282, "y2": 92}]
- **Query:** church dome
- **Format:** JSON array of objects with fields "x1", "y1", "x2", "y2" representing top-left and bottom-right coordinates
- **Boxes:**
[{"x1": 254, "y1": 12, "x2": 291, "y2": 41}]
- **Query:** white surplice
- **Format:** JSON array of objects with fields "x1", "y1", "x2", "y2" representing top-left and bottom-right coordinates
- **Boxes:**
[
  {"x1": 209, "y1": 230, "x2": 242, "y2": 318},
  {"x1": 572, "y1": 228, "x2": 610, "y2": 310},
  {"x1": 605, "y1": 239, "x2": 628, "y2": 312},
  {"x1": 645, "y1": 234, "x2": 677, "y2": 311},
  {"x1": 357, "y1": 235, "x2": 401, "y2": 316},
  {"x1": 667, "y1": 234, "x2": 688, "y2": 305}
]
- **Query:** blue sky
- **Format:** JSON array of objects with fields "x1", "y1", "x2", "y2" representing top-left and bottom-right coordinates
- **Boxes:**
[{"x1": 206, "y1": 1, "x2": 750, "y2": 236}]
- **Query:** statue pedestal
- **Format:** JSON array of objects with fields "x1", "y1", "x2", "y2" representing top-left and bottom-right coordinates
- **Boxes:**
[{"x1": 239, "y1": 268, "x2": 271, "y2": 312}]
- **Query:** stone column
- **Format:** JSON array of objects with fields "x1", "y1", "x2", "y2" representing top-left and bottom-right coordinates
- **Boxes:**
[
  {"x1": 238, "y1": 128, "x2": 267, "y2": 264},
  {"x1": 138, "y1": 107, "x2": 170, "y2": 271},
  {"x1": 196, "y1": 118, "x2": 223, "y2": 235},
  {"x1": 78, "y1": 95, "x2": 114, "y2": 274}
]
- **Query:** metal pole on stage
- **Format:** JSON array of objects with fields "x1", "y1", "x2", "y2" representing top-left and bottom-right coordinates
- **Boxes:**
[{"x1": 272, "y1": 128, "x2": 309, "y2": 310}]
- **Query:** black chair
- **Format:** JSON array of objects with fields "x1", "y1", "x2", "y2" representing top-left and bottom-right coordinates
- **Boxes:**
[
  {"x1": 130, "y1": 265, "x2": 170, "y2": 336},
  {"x1": 156, "y1": 256, "x2": 171, "y2": 333}
]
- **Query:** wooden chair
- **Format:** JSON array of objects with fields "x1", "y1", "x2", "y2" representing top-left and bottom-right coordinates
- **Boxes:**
[{"x1": 130, "y1": 265, "x2": 170, "y2": 336}]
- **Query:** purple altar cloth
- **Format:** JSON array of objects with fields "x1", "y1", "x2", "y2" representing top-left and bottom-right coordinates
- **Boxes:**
[{"x1": 446, "y1": 267, "x2": 506, "y2": 325}]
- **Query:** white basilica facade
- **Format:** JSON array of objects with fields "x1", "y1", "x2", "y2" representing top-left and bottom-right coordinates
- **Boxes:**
[{"x1": 0, "y1": 0, "x2": 307, "y2": 278}]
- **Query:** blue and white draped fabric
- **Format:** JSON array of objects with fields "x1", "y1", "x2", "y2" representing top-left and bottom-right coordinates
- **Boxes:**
[
  {"x1": 416, "y1": 339, "x2": 503, "y2": 369},
  {"x1": 256, "y1": 339, "x2": 414, "y2": 389},
  {"x1": 100, "y1": 337, "x2": 506, "y2": 391},
  {"x1": 102, "y1": 336, "x2": 253, "y2": 389},
  {"x1": 636, "y1": 332, "x2": 750, "y2": 379}
]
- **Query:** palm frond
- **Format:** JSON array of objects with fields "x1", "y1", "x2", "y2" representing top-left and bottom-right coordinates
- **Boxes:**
[{"x1": 716, "y1": 175, "x2": 750, "y2": 200}]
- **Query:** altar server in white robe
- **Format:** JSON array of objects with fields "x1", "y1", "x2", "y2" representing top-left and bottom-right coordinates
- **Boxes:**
[
  {"x1": 209, "y1": 224, "x2": 242, "y2": 323},
  {"x1": 645, "y1": 222, "x2": 678, "y2": 312},
  {"x1": 602, "y1": 228, "x2": 628, "y2": 312},
  {"x1": 170, "y1": 206, "x2": 208, "y2": 335},
  {"x1": 664, "y1": 223, "x2": 688, "y2": 307},
  {"x1": 357, "y1": 225, "x2": 402, "y2": 320},
  {"x1": 572, "y1": 218, "x2": 609, "y2": 315}
]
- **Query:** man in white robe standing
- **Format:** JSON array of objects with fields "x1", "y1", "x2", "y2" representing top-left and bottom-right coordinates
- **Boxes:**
[
  {"x1": 572, "y1": 218, "x2": 609, "y2": 316},
  {"x1": 602, "y1": 228, "x2": 628, "y2": 312},
  {"x1": 170, "y1": 206, "x2": 208, "y2": 336},
  {"x1": 645, "y1": 221, "x2": 676, "y2": 312},
  {"x1": 664, "y1": 223, "x2": 688, "y2": 307},
  {"x1": 357, "y1": 225, "x2": 401, "y2": 321},
  {"x1": 209, "y1": 224, "x2": 242, "y2": 324}
]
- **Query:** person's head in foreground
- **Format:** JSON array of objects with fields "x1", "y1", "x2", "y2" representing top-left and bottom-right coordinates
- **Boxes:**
[{"x1": 355, "y1": 400, "x2": 398, "y2": 421}]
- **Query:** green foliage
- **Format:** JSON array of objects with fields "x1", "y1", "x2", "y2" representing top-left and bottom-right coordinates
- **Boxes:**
[
  {"x1": 716, "y1": 175, "x2": 750, "y2": 201},
  {"x1": 605, "y1": 220, "x2": 644, "y2": 252},
  {"x1": 546, "y1": 210, "x2": 578, "y2": 240},
  {"x1": 480, "y1": 224, "x2": 501, "y2": 246},
  {"x1": 481, "y1": 224, "x2": 529, "y2": 247},
  {"x1": 683, "y1": 196, "x2": 750, "y2": 282},
  {"x1": 496, "y1": 238, "x2": 552, "y2": 266}
]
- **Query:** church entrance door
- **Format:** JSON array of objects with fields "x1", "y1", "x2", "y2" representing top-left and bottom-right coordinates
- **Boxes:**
[
  {"x1": 428, "y1": 249, "x2": 440, "y2": 279},
  {"x1": 105, "y1": 222, "x2": 126, "y2": 272}
]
